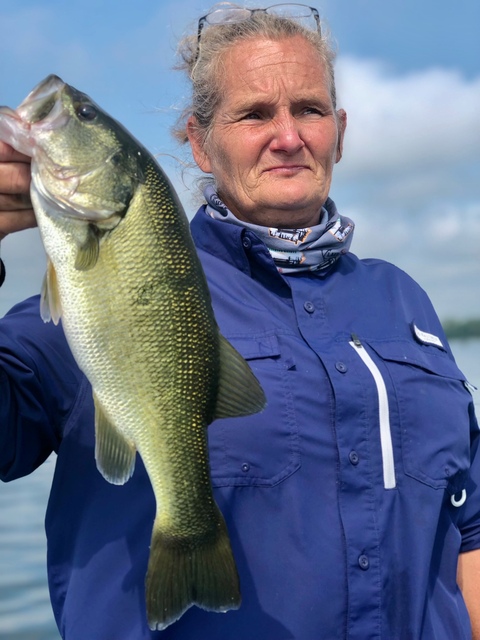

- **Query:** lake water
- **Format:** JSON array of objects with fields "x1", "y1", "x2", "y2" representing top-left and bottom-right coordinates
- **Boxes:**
[{"x1": 1, "y1": 339, "x2": 480, "y2": 640}]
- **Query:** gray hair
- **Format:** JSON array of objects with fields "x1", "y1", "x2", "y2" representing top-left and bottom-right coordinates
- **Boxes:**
[{"x1": 173, "y1": 4, "x2": 337, "y2": 147}]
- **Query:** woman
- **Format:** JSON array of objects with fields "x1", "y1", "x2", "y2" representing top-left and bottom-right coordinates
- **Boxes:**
[{"x1": 0, "y1": 4, "x2": 479, "y2": 639}]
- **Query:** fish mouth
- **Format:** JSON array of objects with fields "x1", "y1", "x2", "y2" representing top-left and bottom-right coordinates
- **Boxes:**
[
  {"x1": 16, "y1": 74, "x2": 66, "y2": 124},
  {"x1": 0, "y1": 75, "x2": 70, "y2": 156}
]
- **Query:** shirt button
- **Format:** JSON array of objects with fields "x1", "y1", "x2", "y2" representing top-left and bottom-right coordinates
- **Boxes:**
[
  {"x1": 304, "y1": 301, "x2": 315, "y2": 314},
  {"x1": 335, "y1": 361, "x2": 348, "y2": 373},
  {"x1": 358, "y1": 554, "x2": 370, "y2": 570},
  {"x1": 349, "y1": 451, "x2": 359, "y2": 465},
  {"x1": 241, "y1": 463, "x2": 250, "y2": 472},
  {"x1": 242, "y1": 236, "x2": 252, "y2": 250}
]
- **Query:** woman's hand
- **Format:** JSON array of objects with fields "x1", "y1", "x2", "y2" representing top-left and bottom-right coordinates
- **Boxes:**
[{"x1": 0, "y1": 141, "x2": 36, "y2": 241}]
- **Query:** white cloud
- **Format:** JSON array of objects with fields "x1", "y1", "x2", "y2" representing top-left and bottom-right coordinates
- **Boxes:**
[
  {"x1": 330, "y1": 57, "x2": 480, "y2": 320},
  {"x1": 335, "y1": 57, "x2": 480, "y2": 178}
]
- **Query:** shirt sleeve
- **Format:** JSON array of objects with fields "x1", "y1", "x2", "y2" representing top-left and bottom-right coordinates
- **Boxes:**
[
  {"x1": 0, "y1": 296, "x2": 83, "y2": 482},
  {"x1": 459, "y1": 395, "x2": 480, "y2": 552}
]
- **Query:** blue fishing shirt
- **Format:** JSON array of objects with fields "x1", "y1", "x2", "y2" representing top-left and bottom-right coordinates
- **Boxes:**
[{"x1": 0, "y1": 204, "x2": 479, "y2": 639}]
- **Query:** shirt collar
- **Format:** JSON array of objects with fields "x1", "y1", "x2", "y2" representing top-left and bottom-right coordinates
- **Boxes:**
[{"x1": 190, "y1": 205, "x2": 290, "y2": 290}]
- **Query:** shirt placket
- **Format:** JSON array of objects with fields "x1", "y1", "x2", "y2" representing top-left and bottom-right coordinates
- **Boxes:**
[{"x1": 290, "y1": 281, "x2": 384, "y2": 640}]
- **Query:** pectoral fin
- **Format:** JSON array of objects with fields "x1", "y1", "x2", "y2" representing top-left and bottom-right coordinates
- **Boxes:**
[
  {"x1": 94, "y1": 392, "x2": 137, "y2": 485},
  {"x1": 40, "y1": 258, "x2": 62, "y2": 325},
  {"x1": 214, "y1": 334, "x2": 267, "y2": 419},
  {"x1": 75, "y1": 224, "x2": 101, "y2": 271}
]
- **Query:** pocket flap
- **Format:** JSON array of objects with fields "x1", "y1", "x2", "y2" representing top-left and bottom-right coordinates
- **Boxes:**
[
  {"x1": 368, "y1": 340, "x2": 465, "y2": 381},
  {"x1": 227, "y1": 333, "x2": 281, "y2": 360}
]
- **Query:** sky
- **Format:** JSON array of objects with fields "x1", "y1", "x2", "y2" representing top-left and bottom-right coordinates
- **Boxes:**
[{"x1": 0, "y1": 0, "x2": 478, "y2": 321}]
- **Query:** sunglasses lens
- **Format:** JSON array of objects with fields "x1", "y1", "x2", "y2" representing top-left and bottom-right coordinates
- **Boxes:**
[
  {"x1": 196, "y1": 4, "x2": 321, "y2": 61},
  {"x1": 206, "y1": 7, "x2": 251, "y2": 25}
]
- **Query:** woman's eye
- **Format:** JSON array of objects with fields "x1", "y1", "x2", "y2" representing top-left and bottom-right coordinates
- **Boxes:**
[{"x1": 76, "y1": 104, "x2": 97, "y2": 121}]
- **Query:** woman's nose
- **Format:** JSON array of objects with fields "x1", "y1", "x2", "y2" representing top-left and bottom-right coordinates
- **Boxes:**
[{"x1": 269, "y1": 115, "x2": 305, "y2": 154}]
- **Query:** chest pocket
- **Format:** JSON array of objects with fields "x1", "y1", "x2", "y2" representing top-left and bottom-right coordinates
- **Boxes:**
[
  {"x1": 368, "y1": 340, "x2": 472, "y2": 490},
  {"x1": 208, "y1": 333, "x2": 300, "y2": 487}
]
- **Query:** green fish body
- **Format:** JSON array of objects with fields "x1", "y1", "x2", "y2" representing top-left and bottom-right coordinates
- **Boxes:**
[{"x1": 0, "y1": 75, "x2": 266, "y2": 630}]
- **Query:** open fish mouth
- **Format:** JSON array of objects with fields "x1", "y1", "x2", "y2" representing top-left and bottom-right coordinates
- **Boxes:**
[
  {"x1": 16, "y1": 74, "x2": 66, "y2": 124},
  {"x1": 0, "y1": 75, "x2": 123, "y2": 221},
  {"x1": 0, "y1": 75, "x2": 70, "y2": 156}
]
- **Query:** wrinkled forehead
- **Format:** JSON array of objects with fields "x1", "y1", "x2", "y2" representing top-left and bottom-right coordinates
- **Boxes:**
[{"x1": 215, "y1": 36, "x2": 332, "y2": 103}]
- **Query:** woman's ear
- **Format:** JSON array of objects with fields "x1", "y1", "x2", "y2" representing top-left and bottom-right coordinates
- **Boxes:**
[
  {"x1": 186, "y1": 117, "x2": 212, "y2": 173},
  {"x1": 335, "y1": 109, "x2": 347, "y2": 163}
]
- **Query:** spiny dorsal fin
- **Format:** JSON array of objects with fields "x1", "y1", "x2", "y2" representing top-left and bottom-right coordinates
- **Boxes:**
[
  {"x1": 93, "y1": 392, "x2": 137, "y2": 485},
  {"x1": 75, "y1": 224, "x2": 101, "y2": 271},
  {"x1": 214, "y1": 334, "x2": 267, "y2": 420},
  {"x1": 40, "y1": 258, "x2": 62, "y2": 325}
]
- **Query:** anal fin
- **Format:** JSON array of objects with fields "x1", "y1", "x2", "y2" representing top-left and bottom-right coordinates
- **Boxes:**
[{"x1": 93, "y1": 392, "x2": 136, "y2": 485}]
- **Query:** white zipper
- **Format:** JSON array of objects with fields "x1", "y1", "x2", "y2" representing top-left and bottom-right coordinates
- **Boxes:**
[{"x1": 349, "y1": 335, "x2": 396, "y2": 490}]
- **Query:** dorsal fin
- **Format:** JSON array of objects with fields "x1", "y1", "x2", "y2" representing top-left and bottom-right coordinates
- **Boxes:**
[
  {"x1": 214, "y1": 334, "x2": 266, "y2": 420},
  {"x1": 40, "y1": 257, "x2": 62, "y2": 325}
]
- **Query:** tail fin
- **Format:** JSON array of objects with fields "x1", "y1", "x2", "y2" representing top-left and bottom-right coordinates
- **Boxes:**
[{"x1": 145, "y1": 512, "x2": 241, "y2": 631}]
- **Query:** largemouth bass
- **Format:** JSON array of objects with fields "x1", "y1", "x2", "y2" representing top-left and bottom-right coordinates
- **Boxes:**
[{"x1": 0, "y1": 75, "x2": 266, "y2": 630}]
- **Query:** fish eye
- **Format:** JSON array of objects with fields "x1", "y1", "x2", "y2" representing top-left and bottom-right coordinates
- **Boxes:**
[{"x1": 76, "y1": 103, "x2": 97, "y2": 121}]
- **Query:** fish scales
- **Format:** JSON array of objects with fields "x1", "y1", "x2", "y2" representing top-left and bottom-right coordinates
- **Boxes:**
[
  {"x1": 52, "y1": 160, "x2": 220, "y2": 526},
  {"x1": 0, "y1": 74, "x2": 266, "y2": 630}
]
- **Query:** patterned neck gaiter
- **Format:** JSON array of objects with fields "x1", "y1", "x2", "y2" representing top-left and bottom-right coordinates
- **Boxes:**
[{"x1": 204, "y1": 185, "x2": 355, "y2": 274}]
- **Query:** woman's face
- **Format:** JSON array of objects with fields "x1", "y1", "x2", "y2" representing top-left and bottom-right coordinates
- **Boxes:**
[{"x1": 188, "y1": 35, "x2": 346, "y2": 228}]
